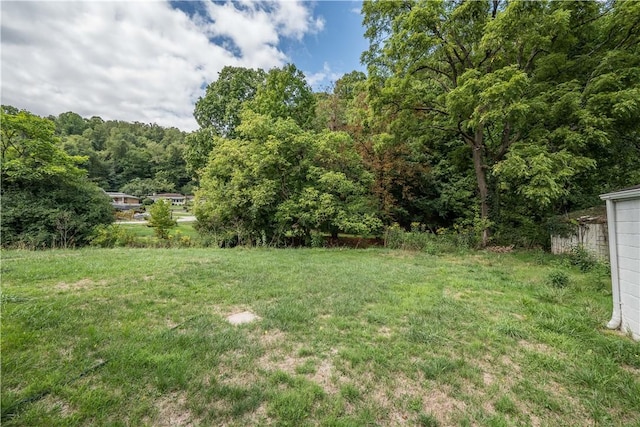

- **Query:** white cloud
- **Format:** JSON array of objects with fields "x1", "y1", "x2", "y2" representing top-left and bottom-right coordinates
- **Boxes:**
[
  {"x1": 0, "y1": 0, "x2": 323, "y2": 131},
  {"x1": 305, "y1": 62, "x2": 343, "y2": 91}
]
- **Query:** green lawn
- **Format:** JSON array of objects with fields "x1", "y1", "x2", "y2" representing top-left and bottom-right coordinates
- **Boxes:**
[
  {"x1": 1, "y1": 248, "x2": 639, "y2": 426},
  {"x1": 120, "y1": 222, "x2": 199, "y2": 241}
]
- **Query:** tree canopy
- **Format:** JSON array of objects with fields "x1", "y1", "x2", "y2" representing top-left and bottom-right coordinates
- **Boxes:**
[
  {"x1": 1, "y1": 107, "x2": 113, "y2": 248},
  {"x1": 362, "y1": 0, "x2": 640, "y2": 245},
  {"x1": 195, "y1": 111, "x2": 381, "y2": 246}
]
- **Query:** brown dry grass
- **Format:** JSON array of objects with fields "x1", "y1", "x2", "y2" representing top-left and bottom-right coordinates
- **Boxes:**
[
  {"x1": 55, "y1": 278, "x2": 108, "y2": 291},
  {"x1": 154, "y1": 392, "x2": 194, "y2": 427}
]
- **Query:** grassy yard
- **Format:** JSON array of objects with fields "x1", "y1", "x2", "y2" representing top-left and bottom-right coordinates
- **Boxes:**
[
  {"x1": 1, "y1": 248, "x2": 639, "y2": 426},
  {"x1": 119, "y1": 222, "x2": 199, "y2": 241}
]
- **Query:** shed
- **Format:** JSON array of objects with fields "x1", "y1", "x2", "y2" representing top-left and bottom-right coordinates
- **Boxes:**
[
  {"x1": 600, "y1": 185, "x2": 640, "y2": 340},
  {"x1": 550, "y1": 206, "x2": 608, "y2": 259}
]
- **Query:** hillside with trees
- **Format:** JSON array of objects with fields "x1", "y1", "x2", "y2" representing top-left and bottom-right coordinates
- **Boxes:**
[{"x1": 1, "y1": 0, "x2": 638, "y2": 249}]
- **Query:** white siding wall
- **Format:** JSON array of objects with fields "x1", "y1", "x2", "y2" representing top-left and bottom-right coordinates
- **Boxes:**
[{"x1": 615, "y1": 198, "x2": 640, "y2": 339}]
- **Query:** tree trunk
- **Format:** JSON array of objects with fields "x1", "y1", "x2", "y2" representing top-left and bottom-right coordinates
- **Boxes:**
[{"x1": 471, "y1": 127, "x2": 489, "y2": 247}]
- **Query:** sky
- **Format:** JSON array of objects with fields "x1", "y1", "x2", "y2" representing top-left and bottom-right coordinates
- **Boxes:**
[{"x1": 0, "y1": 0, "x2": 368, "y2": 131}]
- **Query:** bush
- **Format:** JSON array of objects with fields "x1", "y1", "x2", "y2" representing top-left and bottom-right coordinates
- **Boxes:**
[
  {"x1": 384, "y1": 223, "x2": 436, "y2": 252},
  {"x1": 310, "y1": 232, "x2": 325, "y2": 248},
  {"x1": 547, "y1": 270, "x2": 570, "y2": 288},
  {"x1": 167, "y1": 231, "x2": 192, "y2": 248},
  {"x1": 90, "y1": 224, "x2": 137, "y2": 247},
  {"x1": 569, "y1": 245, "x2": 597, "y2": 272},
  {"x1": 384, "y1": 223, "x2": 473, "y2": 253}
]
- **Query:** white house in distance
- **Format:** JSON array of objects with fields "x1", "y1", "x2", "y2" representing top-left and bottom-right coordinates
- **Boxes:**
[
  {"x1": 149, "y1": 193, "x2": 187, "y2": 205},
  {"x1": 600, "y1": 185, "x2": 640, "y2": 340}
]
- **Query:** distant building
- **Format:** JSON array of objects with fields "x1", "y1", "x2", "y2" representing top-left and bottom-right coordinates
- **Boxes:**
[
  {"x1": 105, "y1": 191, "x2": 142, "y2": 211},
  {"x1": 149, "y1": 193, "x2": 186, "y2": 205},
  {"x1": 550, "y1": 208, "x2": 609, "y2": 260}
]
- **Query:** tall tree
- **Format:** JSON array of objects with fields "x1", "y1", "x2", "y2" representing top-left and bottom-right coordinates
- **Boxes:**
[
  {"x1": 194, "y1": 66, "x2": 266, "y2": 137},
  {"x1": 361, "y1": 0, "x2": 634, "y2": 246},
  {"x1": 1, "y1": 107, "x2": 113, "y2": 247},
  {"x1": 248, "y1": 64, "x2": 317, "y2": 130},
  {"x1": 195, "y1": 111, "x2": 381, "y2": 245}
]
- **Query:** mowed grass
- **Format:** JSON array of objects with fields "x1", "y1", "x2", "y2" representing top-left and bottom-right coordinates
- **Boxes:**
[{"x1": 1, "y1": 248, "x2": 639, "y2": 426}]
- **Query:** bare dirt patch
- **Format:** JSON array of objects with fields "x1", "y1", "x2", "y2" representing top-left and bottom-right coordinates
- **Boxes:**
[
  {"x1": 518, "y1": 339, "x2": 556, "y2": 356},
  {"x1": 55, "y1": 278, "x2": 108, "y2": 291},
  {"x1": 621, "y1": 364, "x2": 640, "y2": 376},
  {"x1": 258, "y1": 353, "x2": 299, "y2": 375},
  {"x1": 307, "y1": 357, "x2": 342, "y2": 394},
  {"x1": 41, "y1": 395, "x2": 74, "y2": 418},
  {"x1": 258, "y1": 329, "x2": 287, "y2": 348},
  {"x1": 240, "y1": 402, "x2": 271, "y2": 425},
  {"x1": 155, "y1": 391, "x2": 194, "y2": 427},
  {"x1": 377, "y1": 326, "x2": 393, "y2": 338},
  {"x1": 365, "y1": 371, "x2": 466, "y2": 426},
  {"x1": 227, "y1": 311, "x2": 260, "y2": 325}
]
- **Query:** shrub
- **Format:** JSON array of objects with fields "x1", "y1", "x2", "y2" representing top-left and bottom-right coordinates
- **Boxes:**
[
  {"x1": 148, "y1": 200, "x2": 177, "y2": 240},
  {"x1": 547, "y1": 270, "x2": 570, "y2": 288},
  {"x1": 384, "y1": 223, "x2": 476, "y2": 253},
  {"x1": 310, "y1": 232, "x2": 325, "y2": 248},
  {"x1": 569, "y1": 245, "x2": 597, "y2": 272},
  {"x1": 168, "y1": 231, "x2": 192, "y2": 248},
  {"x1": 90, "y1": 224, "x2": 136, "y2": 247}
]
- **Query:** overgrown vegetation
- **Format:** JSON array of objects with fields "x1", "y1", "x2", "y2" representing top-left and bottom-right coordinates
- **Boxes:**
[
  {"x1": 2, "y1": 248, "x2": 638, "y2": 425},
  {"x1": 3, "y1": 1, "x2": 639, "y2": 249},
  {"x1": 1, "y1": 108, "x2": 113, "y2": 248}
]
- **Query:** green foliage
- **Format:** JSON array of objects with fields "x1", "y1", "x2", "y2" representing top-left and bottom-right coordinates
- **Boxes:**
[
  {"x1": 194, "y1": 66, "x2": 266, "y2": 137},
  {"x1": 90, "y1": 224, "x2": 137, "y2": 247},
  {"x1": 248, "y1": 64, "x2": 317, "y2": 130},
  {"x1": 547, "y1": 270, "x2": 570, "y2": 289},
  {"x1": 361, "y1": 0, "x2": 640, "y2": 245},
  {"x1": 1, "y1": 108, "x2": 113, "y2": 248},
  {"x1": 384, "y1": 223, "x2": 437, "y2": 253},
  {"x1": 310, "y1": 232, "x2": 325, "y2": 248},
  {"x1": 148, "y1": 199, "x2": 177, "y2": 240},
  {"x1": 195, "y1": 112, "x2": 381, "y2": 246},
  {"x1": 120, "y1": 177, "x2": 176, "y2": 198},
  {"x1": 569, "y1": 245, "x2": 598, "y2": 272},
  {"x1": 418, "y1": 412, "x2": 440, "y2": 427},
  {"x1": 383, "y1": 223, "x2": 475, "y2": 253},
  {"x1": 48, "y1": 111, "x2": 191, "y2": 195}
]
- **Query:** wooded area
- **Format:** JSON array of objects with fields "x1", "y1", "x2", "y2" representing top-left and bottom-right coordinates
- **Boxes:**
[{"x1": 1, "y1": 0, "x2": 638, "y2": 248}]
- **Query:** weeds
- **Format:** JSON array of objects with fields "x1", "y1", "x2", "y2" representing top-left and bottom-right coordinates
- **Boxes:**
[
  {"x1": 547, "y1": 270, "x2": 570, "y2": 288},
  {"x1": 569, "y1": 245, "x2": 598, "y2": 272}
]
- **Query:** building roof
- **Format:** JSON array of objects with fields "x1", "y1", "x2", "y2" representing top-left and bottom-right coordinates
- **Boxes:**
[
  {"x1": 600, "y1": 184, "x2": 640, "y2": 201},
  {"x1": 151, "y1": 193, "x2": 185, "y2": 198},
  {"x1": 105, "y1": 192, "x2": 140, "y2": 200}
]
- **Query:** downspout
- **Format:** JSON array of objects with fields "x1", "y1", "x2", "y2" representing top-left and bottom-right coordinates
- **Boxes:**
[{"x1": 604, "y1": 198, "x2": 622, "y2": 330}]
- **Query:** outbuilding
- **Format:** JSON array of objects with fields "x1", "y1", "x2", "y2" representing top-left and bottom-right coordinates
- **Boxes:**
[{"x1": 600, "y1": 185, "x2": 640, "y2": 340}]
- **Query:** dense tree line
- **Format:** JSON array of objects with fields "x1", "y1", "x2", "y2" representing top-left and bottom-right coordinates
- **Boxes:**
[
  {"x1": 359, "y1": 0, "x2": 640, "y2": 246},
  {"x1": 1, "y1": 107, "x2": 113, "y2": 248},
  {"x1": 2, "y1": 0, "x2": 638, "y2": 249},
  {"x1": 191, "y1": 2, "x2": 638, "y2": 249},
  {"x1": 51, "y1": 111, "x2": 191, "y2": 196}
]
